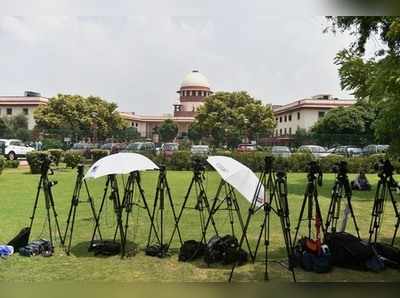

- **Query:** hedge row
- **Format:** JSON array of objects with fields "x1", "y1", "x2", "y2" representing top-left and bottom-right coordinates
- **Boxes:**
[
  {"x1": 0, "y1": 155, "x2": 5, "y2": 175},
  {"x1": 24, "y1": 149, "x2": 399, "y2": 174}
]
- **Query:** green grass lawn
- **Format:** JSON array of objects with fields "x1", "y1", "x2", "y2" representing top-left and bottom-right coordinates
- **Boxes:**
[{"x1": 0, "y1": 166, "x2": 399, "y2": 282}]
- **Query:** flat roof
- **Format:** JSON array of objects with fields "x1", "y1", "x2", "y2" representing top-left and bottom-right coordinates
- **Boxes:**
[
  {"x1": 273, "y1": 98, "x2": 356, "y2": 115},
  {"x1": 0, "y1": 96, "x2": 49, "y2": 106}
]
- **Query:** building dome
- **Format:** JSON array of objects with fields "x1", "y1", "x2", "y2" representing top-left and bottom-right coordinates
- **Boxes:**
[{"x1": 181, "y1": 70, "x2": 210, "y2": 88}]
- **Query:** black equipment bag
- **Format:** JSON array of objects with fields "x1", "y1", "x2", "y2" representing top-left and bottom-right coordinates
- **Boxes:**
[
  {"x1": 373, "y1": 242, "x2": 400, "y2": 269},
  {"x1": 89, "y1": 240, "x2": 121, "y2": 256},
  {"x1": 326, "y1": 232, "x2": 376, "y2": 270},
  {"x1": 178, "y1": 240, "x2": 205, "y2": 262},
  {"x1": 8, "y1": 227, "x2": 31, "y2": 251},
  {"x1": 204, "y1": 235, "x2": 248, "y2": 265},
  {"x1": 145, "y1": 244, "x2": 168, "y2": 257},
  {"x1": 19, "y1": 239, "x2": 52, "y2": 257}
]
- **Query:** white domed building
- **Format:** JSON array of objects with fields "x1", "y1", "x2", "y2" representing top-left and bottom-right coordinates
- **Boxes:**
[{"x1": 120, "y1": 70, "x2": 213, "y2": 139}]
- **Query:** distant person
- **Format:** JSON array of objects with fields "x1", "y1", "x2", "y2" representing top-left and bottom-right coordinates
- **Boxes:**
[
  {"x1": 351, "y1": 171, "x2": 371, "y2": 191},
  {"x1": 37, "y1": 140, "x2": 43, "y2": 151}
]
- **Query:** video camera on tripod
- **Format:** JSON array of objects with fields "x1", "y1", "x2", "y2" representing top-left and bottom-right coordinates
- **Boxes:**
[
  {"x1": 307, "y1": 160, "x2": 323, "y2": 186},
  {"x1": 191, "y1": 157, "x2": 207, "y2": 173},
  {"x1": 331, "y1": 160, "x2": 348, "y2": 175},
  {"x1": 374, "y1": 159, "x2": 395, "y2": 179}
]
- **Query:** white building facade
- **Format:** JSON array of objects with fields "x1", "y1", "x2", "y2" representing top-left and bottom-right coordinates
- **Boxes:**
[
  {"x1": 272, "y1": 94, "x2": 356, "y2": 143},
  {"x1": 0, "y1": 92, "x2": 49, "y2": 130}
]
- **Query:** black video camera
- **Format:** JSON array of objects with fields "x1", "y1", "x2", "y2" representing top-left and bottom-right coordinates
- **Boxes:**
[
  {"x1": 332, "y1": 161, "x2": 348, "y2": 174},
  {"x1": 192, "y1": 157, "x2": 206, "y2": 172},
  {"x1": 307, "y1": 160, "x2": 323, "y2": 186},
  {"x1": 374, "y1": 159, "x2": 394, "y2": 177}
]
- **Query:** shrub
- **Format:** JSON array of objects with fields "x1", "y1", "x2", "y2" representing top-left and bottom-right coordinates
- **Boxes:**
[
  {"x1": 0, "y1": 155, "x2": 5, "y2": 174},
  {"x1": 318, "y1": 154, "x2": 344, "y2": 173},
  {"x1": 91, "y1": 149, "x2": 109, "y2": 162},
  {"x1": 5, "y1": 160, "x2": 20, "y2": 168},
  {"x1": 169, "y1": 151, "x2": 192, "y2": 170},
  {"x1": 26, "y1": 151, "x2": 50, "y2": 174},
  {"x1": 48, "y1": 149, "x2": 64, "y2": 166},
  {"x1": 287, "y1": 153, "x2": 314, "y2": 172},
  {"x1": 64, "y1": 150, "x2": 84, "y2": 168},
  {"x1": 42, "y1": 138, "x2": 64, "y2": 150}
]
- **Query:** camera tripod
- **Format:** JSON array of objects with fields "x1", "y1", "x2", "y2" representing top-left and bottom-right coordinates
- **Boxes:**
[
  {"x1": 146, "y1": 166, "x2": 183, "y2": 257},
  {"x1": 368, "y1": 160, "x2": 400, "y2": 246},
  {"x1": 29, "y1": 157, "x2": 63, "y2": 250},
  {"x1": 110, "y1": 171, "x2": 159, "y2": 258},
  {"x1": 168, "y1": 161, "x2": 218, "y2": 247},
  {"x1": 199, "y1": 179, "x2": 254, "y2": 259},
  {"x1": 63, "y1": 165, "x2": 102, "y2": 255},
  {"x1": 325, "y1": 161, "x2": 360, "y2": 239},
  {"x1": 229, "y1": 156, "x2": 296, "y2": 282},
  {"x1": 293, "y1": 161, "x2": 326, "y2": 245}
]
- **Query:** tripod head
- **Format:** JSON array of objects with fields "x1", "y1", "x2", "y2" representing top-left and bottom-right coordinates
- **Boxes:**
[
  {"x1": 307, "y1": 160, "x2": 323, "y2": 186},
  {"x1": 192, "y1": 157, "x2": 206, "y2": 176},
  {"x1": 332, "y1": 161, "x2": 348, "y2": 180},
  {"x1": 264, "y1": 155, "x2": 273, "y2": 172},
  {"x1": 375, "y1": 159, "x2": 394, "y2": 178},
  {"x1": 40, "y1": 154, "x2": 55, "y2": 177},
  {"x1": 77, "y1": 164, "x2": 85, "y2": 177},
  {"x1": 275, "y1": 166, "x2": 287, "y2": 179}
]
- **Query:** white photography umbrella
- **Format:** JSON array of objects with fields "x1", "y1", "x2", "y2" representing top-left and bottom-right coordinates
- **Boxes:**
[
  {"x1": 207, "y1": 156, "x2": 266, "y2": 206},
  {"x1": 84, "y1": 152, "x2": 159, "y2": 179}
]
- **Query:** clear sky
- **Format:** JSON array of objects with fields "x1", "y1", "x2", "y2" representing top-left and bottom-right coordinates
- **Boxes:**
[{"x1": 0, "y1": 15, "x2": 363, "y2": 115}]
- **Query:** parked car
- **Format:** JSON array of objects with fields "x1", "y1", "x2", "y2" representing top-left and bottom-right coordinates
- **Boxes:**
[
  {"x1": 298, "y1": 145, "x2": 330, "y2": 158},
  {"x1": 332, "y1": 146, "x2": 363, "y2": 157},
  {"x1": 125, "y1": 142, "x2": 156, "y2": 154},
  {"x1": 237, "y1": 144, "x2": 257, "y2": 152},
  {"x1": 363, "y1": 144, "x2": 389, "y2": 155},
  {"x1": 0, "y1": 139, "x2": 35, "y2": 160},
  {"x1": 100, "y1": 143, "x2": 127, "y2": 154},
  {"x1": 191, "y1": 145, "x2": 210, "y2": 157},
  {"x1": 271, "y1": 146, "x2": 291, "y2": 158},
  {"x1": 161, "y1": 143, "x2": 179, "y2": 157}
]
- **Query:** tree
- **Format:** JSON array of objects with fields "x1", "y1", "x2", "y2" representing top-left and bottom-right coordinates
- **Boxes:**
[
  {"x1": 34, "y1": 94, "x2": 127, "y2": 141},
  {"x1": 188, "y1": 122, "x2": 202, "y2": 144},
  {"x1": 158, "y1": 119, "x2": 178, "y2": 142},
  {"x1": 292, "y1": 128, "x2": 313, "y2": 148},
  {"x1": 113, "y1": 127, "x2": 140, "y2": 142},
  {"x1": 195, "y1": 91, "x2": 275, "y2": 147},
  {"x1": 327, "y1": 17, "x2": 400, "y2": 154},
  {"x1": 0, "y1": 114, "x2": 32, "y2": 141},
  {"x1": 311, "y1": 104, "x2": 376, "y2": 147}
]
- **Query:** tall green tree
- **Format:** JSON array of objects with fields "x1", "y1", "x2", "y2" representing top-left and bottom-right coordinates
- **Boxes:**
[
  {"x1": 158, "y1": 119, "x2": 178, "y2": 142},
  {"x1": 195, "y1": 91, "x2": 275, "y2": 147},
  {"x1": 327, "y1": 17, "x2": 400, "y2": 154},
  {"x1": 34, "y1": 94, "x2": 127, "y2": 141},
  {"x1": 188, "y1": 122, "x2": 202, "y2": 144},
  {"x1": 0, "y1": 114, "x2": 32, "y2": 141},
  {"x1": 311, "y1": 103, "x2": 376, "y2": 147}
]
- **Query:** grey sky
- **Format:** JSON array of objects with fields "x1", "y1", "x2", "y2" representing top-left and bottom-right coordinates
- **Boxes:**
[{"x1": 0, "y1": 16, "x2": 362, "y2": 115}]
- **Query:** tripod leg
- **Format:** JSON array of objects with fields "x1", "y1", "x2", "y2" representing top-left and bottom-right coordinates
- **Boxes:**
[
  {"x1": 136, "y1": 175, "x2": 161, "y2": 244},
  {"x1": 165, "y1": 177, "x2": 183, "y2": 247},
  {"x1": 63, "y1": 177, "x2": 81, "y2": 246},
  {"x1": 264, "y1": 206, "x2": 271, "y2": 281},
  {"x1": 147, "y1": 177, "x2": 161, "y2": 247},
  {"x1": 368, "y1": 180, "x2": 384, "y2": 244},
  {"x1": 389, "y1": 187, "x2": 400, "y2": 246},
  {"x1": 90, "y1": 177, "x2": 110, "y2": 248},
  {"x1": 85, "y1": 181, "x2": 103, "y2": 240},
  {"x1": 168, "y1": 177, "x2": 195, "y2": 248},
  {"x1": 232, "y1": 193, "x2": 254, "y2": 261},
  {"x1": 314, "y1": 189, "x2": 326, "y2": 239},
  {"x1": 43, "y1": 183, "x2": 54, "y2": 248},
  {"x1": 199, "y1": 183, "x2": 219, "y2": 236},
  {"x1": 293, "y1": 188, "x2": 309, "y2": 245},
  {"x1": 66, "y1": 204, "x2": 78, "y2": 255},
  {"x1": 199, "y1": 181, "x2": 223, "y2": 245},
  {"x1": 28, "y1": 176, "x2": 43, "y2": 240}
]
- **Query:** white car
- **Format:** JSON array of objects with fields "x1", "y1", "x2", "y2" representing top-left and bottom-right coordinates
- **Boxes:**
[
  {"x1": 298, "y1": 145, "x2": 331, "y2": 158},
  {"x1": 0, "y1": 139, "x2": 35, "y2": 160},
  {"x1": 191, "y1": 145, "x2": 210, "y2": 157}
]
